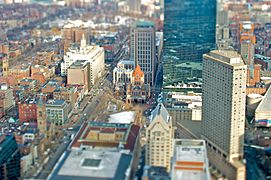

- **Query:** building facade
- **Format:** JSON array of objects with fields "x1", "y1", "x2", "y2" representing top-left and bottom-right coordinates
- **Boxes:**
[
  {"x1": 0, "y1": 135, "x2": 21, "y2": 179},
  {"x1": 18, "y1": 99, "x2": 37, "y2": 123},
  {"x1": 131, "y1": 21, "x2": 156, "y2": 86},
  {"x1": 46, "y1": 100, "x2": 69, "y2": 126},
  {"x1": 0, "y1": 84, "x2": 14, "y2": 112},
  {"x1": 67, "y1": 60, "x2": 90, "y2": 92},
  {"x1": 146, "y1": 103, "x2": 174, "y2": 172},
  {"x1": 201, "y1": 50, "x2": 246, "y2": 179},
  {"x1": 126, "y1": 65, "x2": 150, "y2": 104},
  {"x1": 61, "y1": 35, "x2": 104, "y2": 85},
  {"x1": 113, "y1": 60, "x2": 134, "y2": 85},
  {"x1": 163, "y1": 0, "x2": 216, "y2": 86}
]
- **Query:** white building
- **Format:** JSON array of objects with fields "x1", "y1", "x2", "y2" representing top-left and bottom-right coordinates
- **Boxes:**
[
  {"x1": 113, "y1": 60, "x2": 134, "y2": 85},
  {"x1": 201, "y1": 50, "x2": 246, "y2": 180},
  {"x1": 255, "y1": 86, "x2": 271, "y2": 127},
  {"x1": 171, "y1": 139, "x2": 210, "y2": 180},
  {"x1": 164, "y1": 92, "x2": 202, "y2": 124},
  {"x1": 146, "y1": 103, "x2": 174, "y2": 172},
  {"x1": 61, "y1": 34, "x2": 104, "y2": 85}
]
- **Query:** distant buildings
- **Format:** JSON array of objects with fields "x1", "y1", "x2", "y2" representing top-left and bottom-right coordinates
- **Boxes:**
[
  {"x1": 61, "y1": 35, "x2": 105, "y2": 86},
  {"x1": 113, "y1": 60, "x2": 134, "y2": 97},
  {"x1": 171, "y1": 139, "x2": 210, "y2": 180},
  {"x1": 163, "y1": 0, "x2": 216, "y2": 86},
  {"x1": 201, "y1": 50, "x2": 246, "y2": 179},
  {"x1": 0, "y1": 84, "x2": 14, "y2": 114},
  {"x1": 126, "y1": 65, "x2": 150, "y2": 104},
  {"x1": 113, "y1": 60, "x2": 134, "y2": 85},
  {"x1": 0, "y1": 135, "x2": 21, "y2": 179},
  {"x1": 131, "y1": 21, "x2": 156, "y2": 86},
  {"x1": 128, "y1": 0, "x2": 141, "y2": 13},
  {"x1": 146, "y1": 103, "x2": 174, "y2": 172},
  {"x1": 67, "y1": 60, "x2": 91, "y2": 93}
]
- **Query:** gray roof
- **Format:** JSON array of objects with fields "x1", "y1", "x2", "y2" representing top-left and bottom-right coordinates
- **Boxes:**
[
  {"x1": 150, "y1": 103, "x2": 170, "y2": 123},
  {"x1": 52, "y1": 150, "x2": 132, "y2": 180}
]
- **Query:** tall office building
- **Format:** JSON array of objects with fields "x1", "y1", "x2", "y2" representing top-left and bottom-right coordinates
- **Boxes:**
[
  {"x1": 131, "y1": 21, "x2": 156, "y2": 86},
  {"x1": 201, "y1": 50, "x2": 246, "y2": 180},
  {"x1": 0, "y1": 135, "x2": 21, "y2": 179},
  {"x1": 146, "y1": 103, "x2": 174, "y2": 172},
  {"x1": 163, "y1": 0, "x2": 216, "y2": 87}
]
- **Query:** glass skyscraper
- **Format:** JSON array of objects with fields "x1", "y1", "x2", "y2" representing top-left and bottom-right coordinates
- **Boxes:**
[{"x1": 163, "y1": 0, "x2": 216, "y2": 87}]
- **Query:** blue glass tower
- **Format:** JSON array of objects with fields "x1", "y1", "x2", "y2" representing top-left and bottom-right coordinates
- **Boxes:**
[
  {"x1": 0, "y1": 135, "x2": 21, "y2": 179},
  {"x1": 163, "y1": 0, "x2": 216, "y2": 87}
]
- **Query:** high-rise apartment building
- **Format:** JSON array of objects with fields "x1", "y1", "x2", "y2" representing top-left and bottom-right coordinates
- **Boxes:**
[
  {"x1": 163, "y1": 0, "x2": 216, "y2": 86},
  {"x1": 0, "y1": 135, "x2": 21, "y2": 179},
  {"x1": 131, "y1": 21, "x2": 156, "y2": 86},
  {"x1": 146, "y1": 103, "x2": 174, "y2": 172},
  {"x1": 201, "y1": 50, "x2": 246, "y2": 180}
]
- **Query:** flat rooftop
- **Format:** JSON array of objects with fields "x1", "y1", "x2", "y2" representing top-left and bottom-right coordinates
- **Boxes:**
[
  {"x1": 54, "y1": 150, "x2": 132, "y2": 180},
  {"x1": 69, "y1": 60, "x2": 88, "y2": 69},
  {"x1": 206, "y1": 50, "x2": 245, "y2": 66},
  {"x1": 175, "y1": 140, "x2": 205, "y2": 163},
  {"x1": 256, "y1": 86, "x2": 271, "y2": 112},
  {"x1": 172, "y1": 139, "x2": 210, "y2": 180},
  {"x1": 46, "y1": 99, "x2": 66, "y2": 106}
]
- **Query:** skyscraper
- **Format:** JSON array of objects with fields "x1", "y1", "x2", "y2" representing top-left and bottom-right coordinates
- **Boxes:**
[
  {"x1": 0, "y1": 135, "x2": 21, "y2": 179},
  {"x1": 131, "y1": 21, "x2": 156, "y2": 86},
  {"x1": 146, "y1": 103, "x2": 174, "y2": 172},
  {"x1": 163, "y1": 0, "x2": 216, "y2": 87},
  {"x1": 201, "y1": 50, "x2": 246, "y2": 179}
]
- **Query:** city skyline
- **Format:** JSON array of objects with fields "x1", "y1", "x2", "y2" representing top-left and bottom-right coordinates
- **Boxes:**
[{"x1": 0, "y1": 0, "x2": 270, "y2": 179}]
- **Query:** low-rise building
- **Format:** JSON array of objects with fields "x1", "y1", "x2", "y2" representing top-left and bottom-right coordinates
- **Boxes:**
[
  {"x1": 164, "y1": 92, "x2": 202, "y2": 125},
  {"x1": 171, "y1": 139, "x2": 210, "y2": 180},
  {"x1": 52, "y1": 149, "x2": 133, "y2": 180},
  {"x1": 71, "y1": 121, "x2": 140, "y2": 152},
  {"x1": 46, "y1": 99, "x2": 69, "y2": 126},
  {"x1": 18, "y1": 98, "x2": 37, "y2": 123}
]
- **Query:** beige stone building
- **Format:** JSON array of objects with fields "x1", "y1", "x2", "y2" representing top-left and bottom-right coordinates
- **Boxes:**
[
  {"x1": 201, "y1": 50, "x2": 247, "y2": 180},
  {"x1": 146, "y1": 103, "x2": 174, "y2": 172},
  {"x1": 67, "y1": 60, "x2": 90, "y2": 93}
]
